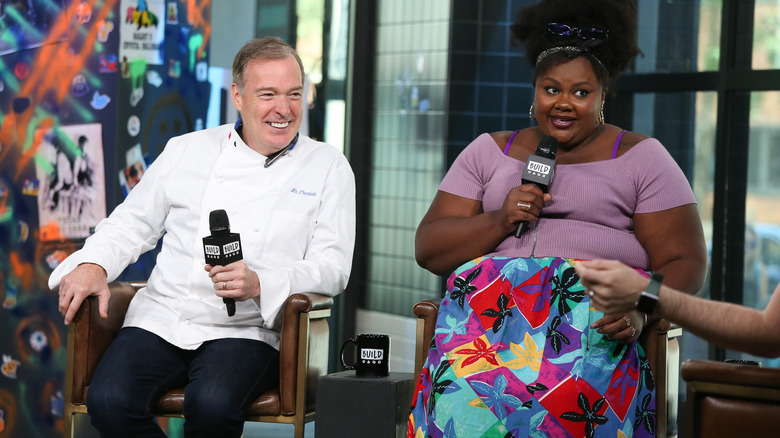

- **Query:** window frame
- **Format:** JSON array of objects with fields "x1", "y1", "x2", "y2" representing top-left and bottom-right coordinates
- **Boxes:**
[{"x1": 613, "y1": 0, "x2": 780, "y2": 360}]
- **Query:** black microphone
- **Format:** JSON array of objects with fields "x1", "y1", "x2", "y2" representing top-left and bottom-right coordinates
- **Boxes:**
[
  {"x1": 202, "y1": 209, "x2": 243, "y2": 316},
  {"x1": 514, "y1": 135, "x2": 558, "y2": 238}
]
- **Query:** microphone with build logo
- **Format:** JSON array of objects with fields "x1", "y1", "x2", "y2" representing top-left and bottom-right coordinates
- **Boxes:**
[
  {"x1": 202, "y1": 209, "x2": 243, "y2": 316},
  {"x1": 514, "y1": 135, "x2": 559, "y2": 238}
]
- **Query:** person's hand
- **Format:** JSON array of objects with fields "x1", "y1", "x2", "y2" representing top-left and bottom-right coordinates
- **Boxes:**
[
  {"x1": 57, "y1": 263, "x2": 110, "y2": 325},
  {"x1": 500, "y1": 184, "x2": 553, "y2": 232},
  {"x1": 205, "y1": 261, "x2": 261, "y2": 302},
  {"x1": 575, "y1": 260, "x2": 649, "y2": 315},
  {"x1": 590, "y1": 312, "x2": 644, "y2": 344}
]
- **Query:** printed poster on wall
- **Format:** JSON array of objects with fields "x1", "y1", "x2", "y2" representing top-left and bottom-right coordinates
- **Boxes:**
[
  {"x1": 119, "y1": 0, "x2": 165, "y2": 65},
  {"x1": 36, "y1": 123, "x2": 107, "y2": 241}
]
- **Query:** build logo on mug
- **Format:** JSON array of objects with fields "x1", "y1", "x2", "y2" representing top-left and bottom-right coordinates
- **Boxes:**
[{"x1": 340, "y1": 333, "x2": 390, "y2": 377}]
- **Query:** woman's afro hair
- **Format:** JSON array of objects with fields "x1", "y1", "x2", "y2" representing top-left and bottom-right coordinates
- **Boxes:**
[{"x1": 511, "y1": 0, "x2": 642, "y2": 84}]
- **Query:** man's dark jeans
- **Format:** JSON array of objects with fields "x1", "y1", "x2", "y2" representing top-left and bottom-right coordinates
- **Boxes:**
[{"x1": 86, "y1": 327, "x2": 279, "y2": 438}]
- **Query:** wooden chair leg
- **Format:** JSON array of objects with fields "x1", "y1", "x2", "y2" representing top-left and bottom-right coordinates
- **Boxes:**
[
  {"x1": 293, "y1": 422, "x2": 304, "y2": 438},
  {"x1": 63, "y1": 411, "x2": 74, "y2": 438}
]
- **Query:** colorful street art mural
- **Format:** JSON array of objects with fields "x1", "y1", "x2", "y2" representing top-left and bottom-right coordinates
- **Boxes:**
[{"x1": 0, "y1": 1, "x2": 211, "y2": 436}]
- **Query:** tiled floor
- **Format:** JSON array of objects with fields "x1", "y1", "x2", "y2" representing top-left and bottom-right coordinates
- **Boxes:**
[{"x1": 242, "y1": 421, "x2": 316, "y2": 437}]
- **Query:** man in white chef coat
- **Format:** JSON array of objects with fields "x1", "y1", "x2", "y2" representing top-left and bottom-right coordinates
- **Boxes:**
[{"x1": 50, "y1": 37, "x2": 355, "y2": 437}]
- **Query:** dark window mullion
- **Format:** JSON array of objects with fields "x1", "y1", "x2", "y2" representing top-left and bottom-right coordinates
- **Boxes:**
[
  {"x1": 710, "y1": 0, "x2": 755, "y2": 361},
  {"x1": 343, "y1": 0, "x2": 378, "y2": 363},
  {"x1": 615, "y1": 0, "x2": 764, "y2": 362},
  {"x1": 618, "y1": 70, "x2": 780, "y2": 93}
]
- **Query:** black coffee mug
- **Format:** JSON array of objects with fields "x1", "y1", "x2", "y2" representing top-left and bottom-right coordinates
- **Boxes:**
[{"x1": 340, "y1": 333, "x2": 390, "y2": 377}]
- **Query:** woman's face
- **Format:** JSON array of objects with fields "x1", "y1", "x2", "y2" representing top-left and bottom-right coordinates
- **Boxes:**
[{"x1": 533, "y1": 57, "x2": 605, "y2": 147}]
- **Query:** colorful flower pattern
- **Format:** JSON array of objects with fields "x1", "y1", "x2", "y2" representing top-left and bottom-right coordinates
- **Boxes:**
[{"x1": 408, "y1": 257, "x2": 656, "y2": 438}]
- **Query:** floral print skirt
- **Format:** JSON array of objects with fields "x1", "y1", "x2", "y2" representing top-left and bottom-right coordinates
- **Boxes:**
[{"x1": 407, "y1": 256, "x2": 656, "y2": 438}]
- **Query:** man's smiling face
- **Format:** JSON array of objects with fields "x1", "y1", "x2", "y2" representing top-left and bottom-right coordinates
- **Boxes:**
[{"x1": 231, "y1": 56, "x2": 303, "y2": 156}]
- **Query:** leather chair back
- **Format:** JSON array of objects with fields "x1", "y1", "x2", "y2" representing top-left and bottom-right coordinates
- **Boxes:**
[{"x1": 681, "y1": 359, "x2": 780, "y2": 438}]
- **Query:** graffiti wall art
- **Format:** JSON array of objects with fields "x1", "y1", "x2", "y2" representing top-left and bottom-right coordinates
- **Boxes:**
[{"x1": 1, "y1": 1, "x2": 211, "y2": 436}]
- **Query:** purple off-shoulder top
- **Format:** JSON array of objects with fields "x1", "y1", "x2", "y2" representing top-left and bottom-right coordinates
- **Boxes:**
[{"x1": 439, "y1": 133, "x2": 698, "y2": 269}]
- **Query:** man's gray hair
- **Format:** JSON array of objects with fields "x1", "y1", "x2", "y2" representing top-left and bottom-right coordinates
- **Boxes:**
[{"x1": 232, "y1": 37, "x2": 305, "y2": 92}]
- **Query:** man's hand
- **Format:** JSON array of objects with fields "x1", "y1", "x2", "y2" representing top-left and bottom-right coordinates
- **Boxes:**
[
  {"x1": 205, "y1": 261, "x2": 261, "y2": 302},
  {"x1": 57, "y1": 263, "x2": 110, "y2": 325},
  {"x1": 575, "y1": 260, "x2": 648, "y2": 315}
]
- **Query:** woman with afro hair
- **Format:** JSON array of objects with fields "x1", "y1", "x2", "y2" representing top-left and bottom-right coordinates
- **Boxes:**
[{"x1": 408, "y1": 1, "x2": 707, "y2": 436}]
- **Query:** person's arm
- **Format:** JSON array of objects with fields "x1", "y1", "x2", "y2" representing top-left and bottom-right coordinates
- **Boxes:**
[
  {"x1": 251, "y1": 160, "x2": 356, "y2": 329},
  {"x1": 633, "y1": 203, "x2": 708, "y2": 295},
  {"x1": 589, "y1": 204, "x2": 707, "y2": 343},
  {"x1": 49, "y1": 139, "x2": 179, "y2": 290},
  {"x1": 415, "y1": 187, "x2": 552, "y2": 275},
  {"x1": 575, "y1": 259, "x2": 780, "y2": 358},
  {"x1": 49, "y1": 135, "x2": 183, "y2": 322}
]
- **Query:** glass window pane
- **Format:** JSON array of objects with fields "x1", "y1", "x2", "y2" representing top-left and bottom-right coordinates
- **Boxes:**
[
  {"x1": 731, "y1": 91, "x2": 780, "y2": 367},
  {"x1": 634, "y1": 0, "x2": 722, "y2": 73},
  {"x1": 691, "y1": 92, "x2": 718, "y2": 247},
  {"x1": 296, "y1": 0, "x2": 324, "y2": 82},
  {"x1": 753, "y1": 0, "x2": 780, "y2": 70},
  {"x1": 364, "y1": 0, "x2": 450, "y2": 316},
  {"x1": 633, "y1": 91, "x2": 717, "y2": 363}
]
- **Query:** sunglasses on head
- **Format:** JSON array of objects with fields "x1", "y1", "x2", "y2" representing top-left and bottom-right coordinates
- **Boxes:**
[{"x1": 547, "y1": 22, "x2": 608, "y2": 41}]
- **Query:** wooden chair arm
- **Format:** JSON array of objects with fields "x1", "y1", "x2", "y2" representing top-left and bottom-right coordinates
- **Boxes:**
[
  {"x1": 682, "y1": 359, "x2": 780, "y2": 437},
  {"x1": 639, "y1": 318, "x2": 678, "y2": 374},
  {"x1": 67, "y1": 281, "x2": 144, "y2": 405},
  {"x1": 285, "y1": 292, "x2": 334, "y2": 314},
  {"x1": 681, "y1": 359, "x2": 780, "y2": 391},
  {"x1": 278, "y1": 293, "x2": 333, "y2": 415},
  {"x1": 640, "y1": 318, "x2": 682, "y2": 437},
  {"x1": 412, "y1": 298, "x2": 441, "y2": 377}
]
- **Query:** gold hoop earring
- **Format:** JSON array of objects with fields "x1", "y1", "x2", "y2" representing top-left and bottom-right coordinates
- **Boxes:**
[
  {"x1": 598, "y1": 101, "x2": 605, "y2": 125},
  {"x1": 529, "y1": 104, "x2": 536, "y2": 121}
]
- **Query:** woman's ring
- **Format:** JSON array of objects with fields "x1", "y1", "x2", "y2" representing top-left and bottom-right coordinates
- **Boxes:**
[
  {"x1": 223, "y1": 282, "x2": 228, "y2": 290},
  {"x1": 588, "y1": 290, "x2": 594, "y2": 297},
  {"x1": 630, "y1": 327, "x2": 636, "y2": 337},
  {"x1": 517, "y1": 201, "x2": 532, "y2": 211},
  {"x1": 623, "y1": 316, "x2": 631, "y2": 327}
]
